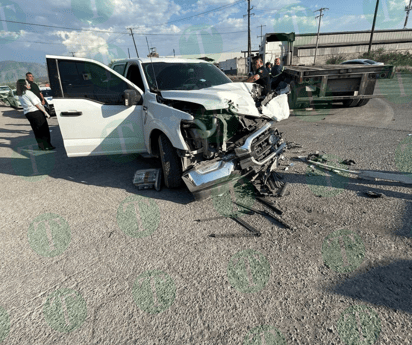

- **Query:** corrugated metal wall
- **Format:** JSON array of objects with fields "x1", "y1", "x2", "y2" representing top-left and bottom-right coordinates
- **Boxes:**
[{"x1": 295, "y1": 29, "x2": 412, "y2": 46}]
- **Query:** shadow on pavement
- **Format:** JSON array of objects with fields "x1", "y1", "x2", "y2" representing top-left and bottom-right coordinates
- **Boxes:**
[
  {"x1": 329, "y1": 259, "x2": 412, "y2": 314},
  {"x1": 0, "y1": 108, "x2": 193, "y2": 205}
]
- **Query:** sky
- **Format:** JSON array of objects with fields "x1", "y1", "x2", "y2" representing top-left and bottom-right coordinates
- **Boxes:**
[{"x1": 0, "y1": 0, "x2": 411, "y2": 65}]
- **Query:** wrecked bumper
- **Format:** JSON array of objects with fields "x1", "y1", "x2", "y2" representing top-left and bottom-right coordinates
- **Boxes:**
[
  {"x1": 182, "y1": 160, "x2": 246, "y2": 201},
  {"x1": 182, "y1": 121, "x2": 286, "y2": 201}
]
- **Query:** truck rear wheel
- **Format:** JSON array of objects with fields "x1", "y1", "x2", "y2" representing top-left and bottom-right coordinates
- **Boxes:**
[
  {"x1": 342, "y1": 99, "x2": 359, "y2": 107},
  {"x1": 356, "y1": 99, "x2": 370, "y2": 107},
  {"x1": 158, "y1": 134, "x2": 183, "y2": 188}
]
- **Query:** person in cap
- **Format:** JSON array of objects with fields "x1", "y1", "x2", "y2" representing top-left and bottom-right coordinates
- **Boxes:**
[
  {"x1": 245, "y1": 56, "x2": 271, "y2": 96},
  {"x1": 16, "y1": 79, "x2": 55, "y2": 150}
]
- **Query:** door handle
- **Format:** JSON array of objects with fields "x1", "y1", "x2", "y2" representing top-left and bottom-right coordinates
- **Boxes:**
[
  {"x1": 143, "y1": 106, "x2": 148, "y2": 111},
  {"x1": 61, "y1": 111, "x2": 83, "y2": 116}
]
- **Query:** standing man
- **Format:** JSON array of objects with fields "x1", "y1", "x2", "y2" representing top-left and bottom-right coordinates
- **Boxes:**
[
  {"x1": 26, "y1": 72, "x2": 46, "y2": 106},
  {"x1": 271, "y1": 58, "x2": 285, "y2": 90},
  {"x1": 245, "y1": 56, "x2": 271, "y2": 96}
]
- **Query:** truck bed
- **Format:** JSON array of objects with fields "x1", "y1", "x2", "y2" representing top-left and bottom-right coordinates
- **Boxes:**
[
  {"x1": 283, "y1": 64, "x2": 395, "y2": 108},
  {"x1": 285, "y1": 64, "x2": 394, "y2": 79}
]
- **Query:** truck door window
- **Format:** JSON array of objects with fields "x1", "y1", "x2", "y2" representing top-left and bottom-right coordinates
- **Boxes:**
[
  {"x1": 58, "y1": 60, "x2": 131, "y2": 105},
  {"x1": 126, "y1": 65, "x2": 145, "y2": 92},
  {"x1": 112, "y1": 64, "x2": 126, "y2": 75}
]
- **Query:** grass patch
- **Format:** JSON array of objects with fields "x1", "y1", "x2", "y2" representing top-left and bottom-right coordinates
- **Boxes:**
[
  {"x1": 326, "y1": 55, "x2": 346, "y2": 64},
  {"x1": 360, "y1": 48, "x2": 412, "y2": 68}
]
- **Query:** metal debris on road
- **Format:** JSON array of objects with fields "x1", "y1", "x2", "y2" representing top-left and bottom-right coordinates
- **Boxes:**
[
  {"x1": 256, "y1": 197, "x2": 283, "y2": 215},
  {"x1": 298, "y1": 155, "x2": 412, "y2": 185},
  {"x1": 341, "y1": 159, "x2": 356, "y2": 166},
  {"x1": 235, "y1": 202, "x2": 292, "y2": 229},
  {"x1": 133, "y1": 169, "x2": 162, "y2": 191},
  {"x1": 365, "y1": 191, "x2": 385, "y2": 198}
]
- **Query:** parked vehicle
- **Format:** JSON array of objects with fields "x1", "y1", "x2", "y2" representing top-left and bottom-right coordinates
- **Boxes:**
[
  {"x1": 340, "y1": 59, "x2": 384, "y2": 65},
  {"x1": 40, "y1": 86, "x2": 56, "y2": 116},
  {"x1": 0, "y1": 85, "x2": 12, "y2": 106},
  {"x1": 46, "y1": 56, "x2": 290, "y2": 200},
  {"x1": 6, "y1": 89, "x2": 22, "y2": 109}
]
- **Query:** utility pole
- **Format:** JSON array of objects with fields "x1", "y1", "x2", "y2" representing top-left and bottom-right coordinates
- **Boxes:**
[
  {"x1": 70, "y1": 52, "x2": 75, "y2": 57},
  {"x1": 128, "y1": 28, "x2": 139, "y2": 58},
  {"x1": 368, "y1": 0, "x2": 379, "y2": 54},
  {"x1": 243, "y1": 0, "x2": 254, "y2": 73},
  {"x1": 173, "y1": 49, "x2": 175, "y2": 57},
  {"x1": 257, "y1": 24, "x2": 266, "y2": 48},
  {"x1": 313, "y1": 8, "x2": 328, "y2": 65},
  {"x1": 404, "y1": 0, "x2": 412, "y2": 29}
]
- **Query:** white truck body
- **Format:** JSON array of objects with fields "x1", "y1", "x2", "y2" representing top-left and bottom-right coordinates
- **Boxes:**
[{"x1": 46, "y1": 56, "x2": 289, "y2": 199}]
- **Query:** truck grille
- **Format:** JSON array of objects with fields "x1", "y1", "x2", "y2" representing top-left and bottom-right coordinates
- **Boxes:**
[{"x1": 251, "y1": 129, "x2": 277, "y2": 163}]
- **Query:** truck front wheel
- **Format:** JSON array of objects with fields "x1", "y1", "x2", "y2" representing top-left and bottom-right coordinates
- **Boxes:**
[{"x1": 158, "y1": 134, "x2": 183, "y2": 188}]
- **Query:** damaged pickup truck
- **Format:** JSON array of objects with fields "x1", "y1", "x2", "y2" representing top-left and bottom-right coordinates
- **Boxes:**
[{"x1": 46, "y1": 56, "x2": 290, "y2": 200}]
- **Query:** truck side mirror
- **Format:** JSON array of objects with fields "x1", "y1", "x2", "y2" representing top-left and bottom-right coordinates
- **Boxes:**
[{"x1": 124, "y1": 89, "x2": 141, "y2": 107}]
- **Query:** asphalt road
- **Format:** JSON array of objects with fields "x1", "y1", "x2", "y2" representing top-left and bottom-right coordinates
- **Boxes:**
[{"x1": 0, "y1": 75, "x2": 411, "y2": 344}]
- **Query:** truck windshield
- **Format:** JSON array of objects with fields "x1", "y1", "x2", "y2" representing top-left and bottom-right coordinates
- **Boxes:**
[{"x1": 142, "y1": 62, "x2": 232, "y2": 91}]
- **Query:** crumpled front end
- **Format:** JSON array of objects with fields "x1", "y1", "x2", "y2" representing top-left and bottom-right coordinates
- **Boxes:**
[
  {"x1": 181, "y1": 120, "x2": 285, "y2": 201},
  {"x1": 158, "y1": 84, "x2": 290, "y2": 201}
]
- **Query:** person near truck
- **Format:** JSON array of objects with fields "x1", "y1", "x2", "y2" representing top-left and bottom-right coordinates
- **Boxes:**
[
  {"x1": 271, "y1": 58, "x2": 285, "y2": 90},
  {"x1": 26, "y1": 72, "x2": 46, "y2": 106},
  {"x1": 16, "y1": 79, "x2": 55, "y2": 151},
  {"x1": 245, "y1": 56, "x2": 271, "y2": 96},
  {"x1": 265, "y1": 62, "x2": 272, "y2": 77}
]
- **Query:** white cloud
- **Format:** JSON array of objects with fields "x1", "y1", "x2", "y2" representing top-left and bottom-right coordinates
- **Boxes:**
[{"x1": 55, "y1": 30, "x2": 111, "y2": 58}]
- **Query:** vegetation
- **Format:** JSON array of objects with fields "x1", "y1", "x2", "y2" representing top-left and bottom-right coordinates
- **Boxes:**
[
  {"x1": 325, "y1": 55, "x2": 345, "y2": 64},
  {"x1": 360, "y1": 48, "x2": 412, "y2": 69}
]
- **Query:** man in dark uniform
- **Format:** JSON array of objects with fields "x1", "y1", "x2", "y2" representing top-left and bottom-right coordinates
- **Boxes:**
[
  {"x1": 245, "y1": 56, "x2": 271, "y2": 96},
  {"x1": 26, "y1": 72, "x2": 46, "y2": 105}
]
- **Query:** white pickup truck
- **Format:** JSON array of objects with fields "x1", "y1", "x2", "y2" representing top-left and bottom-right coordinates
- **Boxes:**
[{"x1": 45, "y1": 56, "x2": 290, "y2": 200}]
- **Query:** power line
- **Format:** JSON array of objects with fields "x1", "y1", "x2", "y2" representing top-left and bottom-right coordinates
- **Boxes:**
[
  {"x1": 0, "y1": 19, "x2": 247, "y2": 36},
  {"x1": 138, "y1": 0, "x2": 246, "y2": 27},
  {"x1": 0, "y1": 19, "x2": 127, "y2": 34},
  {"x1": 257, "y1": 24, "x2": 266, "y2": 47}
]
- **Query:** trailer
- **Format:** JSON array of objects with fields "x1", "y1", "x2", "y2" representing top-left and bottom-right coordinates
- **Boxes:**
[
  {"x1": 258, "y1": 32, "x2": 395, "y2": 108},
  {"x1": 283, "y1": 64, "x2": 395, "y2": 108}
]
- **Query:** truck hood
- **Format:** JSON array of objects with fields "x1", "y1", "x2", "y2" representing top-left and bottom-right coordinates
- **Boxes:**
[{"x1": 160, "y1": 82, "x2": 261, "y2": 117}]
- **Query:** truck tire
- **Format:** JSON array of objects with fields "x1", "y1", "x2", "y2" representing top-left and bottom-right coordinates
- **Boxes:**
[
  {"x1": 356, "y1": 99, "x2": 370, "y2": 107},
  {"x1": 342, "y1": 99, "x2": 359, "y2": 107},
  {"x1": 158, "y1": 134, "x2": 182, "y2": 188},
  {"x1": 288, "y1": 81, "x2": 299, "y2": 109}
]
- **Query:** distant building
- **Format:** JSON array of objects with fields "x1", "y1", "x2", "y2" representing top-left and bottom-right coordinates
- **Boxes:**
[{"x1": 218, "y1": 57, "x2": 247, "y2": 75}]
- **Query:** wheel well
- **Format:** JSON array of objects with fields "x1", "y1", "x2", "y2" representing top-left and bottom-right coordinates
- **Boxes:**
[{"x1": 149, "y1": 129, "x2": 164, "y2": 157}]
